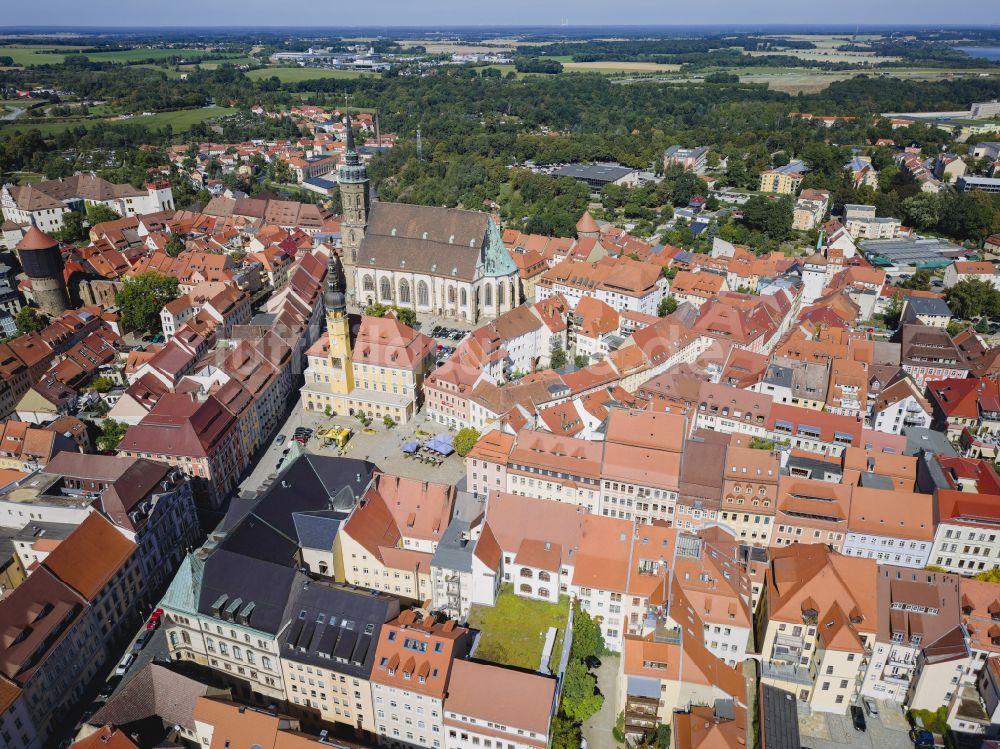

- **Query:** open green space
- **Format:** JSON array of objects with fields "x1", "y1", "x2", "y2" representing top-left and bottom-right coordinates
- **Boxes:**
[
  {"x1": 0, "y1": 45, "x2": 244, "y2": 67},
  {"x1": 0, "y1": 106, "x2": 238, "y2": 137},
  {"x1": 467, "y1": 584, "x2": 570, "y2": 672},
  {"x1": 246, "y1": 67, "x2": 376, "y2": 82}
]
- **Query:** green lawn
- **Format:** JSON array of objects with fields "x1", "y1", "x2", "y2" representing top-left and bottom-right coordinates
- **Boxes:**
[
  {"x1": 0, "y1": 45, "x2": 86, "y2": 66},
  {"x1": 0, "y1": 106, "x2": 238, "y2": 137},
  {"x1": 0, "y1": 45, "x2": 246, "y2": 67},
  {"x1": 245, "y1": 67, "x2": 376, "y2": 82},
  {"x1": 467, "y1": 584, "x2": 570, "y2": 672}
]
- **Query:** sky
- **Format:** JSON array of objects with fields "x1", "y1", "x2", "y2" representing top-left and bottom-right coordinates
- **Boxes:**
[{"x1": 5, "y1": 0, "x2": 1000, "y2": 28}]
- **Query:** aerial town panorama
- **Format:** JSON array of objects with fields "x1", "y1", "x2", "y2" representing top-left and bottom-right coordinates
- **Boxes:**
[{"x1": 4, "y1": 6, "x2": 1000, "y2": 749}]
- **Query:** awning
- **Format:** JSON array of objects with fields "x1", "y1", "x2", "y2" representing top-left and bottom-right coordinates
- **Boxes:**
[{"x1": 402, "y1": 442, "x2": 418, "y2": 454}]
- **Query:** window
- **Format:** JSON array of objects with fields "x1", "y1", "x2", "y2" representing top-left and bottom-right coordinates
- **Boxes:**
[
  {"x1": 448, "y1": 286, "x2": 456, "y2": 304},
  {"x1": 460, "y1": 288, "x2": 468, "y2": 306},
  {"x1": 418, "y1": 281, "x2": 429, "y2": 307},
  {"x1": 380, "y1": 277, "x2": 392, "y2": 301},
  {"x1": 399, "y1": 279, "x2": 411, "y2": 304},
  {"x1": 485, "y1": 284, "x2": 493, "y2": 307},
  {"x1": 363, "y1": 275, "x2": 375, "y2": 292}
]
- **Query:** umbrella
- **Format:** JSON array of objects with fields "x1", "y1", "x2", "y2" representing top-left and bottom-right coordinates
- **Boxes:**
[{"x1": 402, "y1": 442, "x2": 418, "y2": 454}]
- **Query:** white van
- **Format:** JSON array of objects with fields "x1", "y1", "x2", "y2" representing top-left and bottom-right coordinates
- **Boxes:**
[{"x1": 114, "y1": 652, "x2": 136, "y2": 677}]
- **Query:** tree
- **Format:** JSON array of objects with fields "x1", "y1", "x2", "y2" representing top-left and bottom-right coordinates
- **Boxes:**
[
  {"x1": 364, "y1": 302, "x2": 417, "y2": 328},
  {"x1": 570, "y1": 602, "x2": 606, "y2": 659},
  {"x1": 90, "y1": 375, "x2": 114, "y2": 393},
  {"x1": 15, "y1": 306, "x2": 48, "y2": 335},
  {"x1": 748, "y1": 437, "x2": 776, "y2": 450},
  {"x1": 549, "y1": 715, "x2": 582, "y2": 749},
  {"x1": 898, "y1": 268, "x2": 934, "y2": 291},
  {"x1": 454, "y1": 427, "x2": 480, "y2": 457},
  {"x1": 742, "y1": 195, "x2": 793, "y2": 241},
  {"x1": 658, "y1": 296, "x2": 678, "y2": 317},
  {"x1": 973, "y1": 567, "x2": 1000, "y2": 583},
  {"x1": 383, "y1": 414, "x2": 396, "y2": 428},
  {"x1": 117, "y1": 272, "x2": 180, "y2": 334},
  {"x1": 54, "y1": 210, "x2": 87, "y2": 243},
  {"x1": 945, "y1": 278, "x2": 1000, "y2": 321},
  {"x1": 561, "y1": 660, "x2": 603, "y2": 721},
  {"x1": 550, "y1": 347, "x2": 567, "y2": 370},
  {"x1": 96, "y1": 419, "x2": 128, "y2": 452},
  {"x1": 884, "y1": 292, "x2": 905, "y2": 329},
  {"x1": 86, "y1": 203, "x2": 121, "y2": 226},
  {"x1": 165, "y1": 234, "x2": 186, "y2": 257},
  {"x1": 574, "y1": 354, "x2": 589, "y2": 368}
]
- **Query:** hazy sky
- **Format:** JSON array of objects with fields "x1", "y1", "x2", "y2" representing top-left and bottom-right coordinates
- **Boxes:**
[{"x1": 6, "y1": 0, "x2": 1000, "y2": 27}]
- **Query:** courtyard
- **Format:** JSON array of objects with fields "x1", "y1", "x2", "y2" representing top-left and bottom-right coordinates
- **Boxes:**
[{"x1": 467, "y1": 584, "x2": 571, "y2": 673}]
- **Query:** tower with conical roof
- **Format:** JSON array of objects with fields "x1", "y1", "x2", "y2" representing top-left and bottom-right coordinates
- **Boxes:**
[
  {"x1": 339, "y1": 112, "x2": 370, "y2": 304},
  {"x1": 324, "y1": 250, "x2": 354, "y2": 395},
  {"x1": 576, "y1": 210, "x2": 600, "y2": 240},
  {"x1": 16, "y1": 227, "x2": 68, "y2": 318}
]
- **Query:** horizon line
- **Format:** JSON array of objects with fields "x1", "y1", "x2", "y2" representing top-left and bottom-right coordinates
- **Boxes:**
[{"x1": 4, "y1": 23, "x2": 1000, "y2": 30}]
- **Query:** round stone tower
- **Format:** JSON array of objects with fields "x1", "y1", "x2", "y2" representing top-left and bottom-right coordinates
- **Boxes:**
[{"x1": 16, "y1": 226, "x2": 68, "y2": 318}]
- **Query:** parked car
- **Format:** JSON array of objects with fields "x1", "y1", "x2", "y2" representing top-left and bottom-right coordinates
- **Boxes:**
[
  {"x1": 274, "y1": 434, "x2": 286, "y2": 446},
  {"x1": 97, "y1": 678, "x2": 120, "y2": 700},
  {"x1": 862, "y1": 697, "x2": 878, "y2": 716},
  {"x1": 584, "y1": 655, "x2": 602, "y2": 669},
  {"x1": 114, "y1": 653, "x2": 136, "y2": 677},
  {"x1": 146, "y1": 608, "x2": 163, "y2": 630},
  {"x1": 908, "y1": 728, "x2": 934, "y2": 747},
  {"x1": 850, "y1": 705, "x2": 866, "y2": 732},
  {"x1": 132, "y1": 629, "x2": 154, "y2": 653}
]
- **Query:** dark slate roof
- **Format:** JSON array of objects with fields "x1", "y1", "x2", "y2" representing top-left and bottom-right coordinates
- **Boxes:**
[
  {"x1": 859, "y1": 472, "x2": 895, "y2": 490},
  {"x1": 430, "y1": 517, "x2": 474, "y2": 574},
  {"x1": 219, "y1": 455, "x2": 376, "y2": 563},
  {"x1": 906, "y1": 296, "x2": 952, "y2": 316},
  {"x1": 278, "y1": 579, "x2": 399, "y2": 680},
  {"x1": 903, "y1": 427, "x2": 958, "y2": 458},
  {"x1": 198, "y1": 548, "x2": 302, "y2": 635},
  {"x1": 292, "y1": 510, "x2": 346, "y2": 551},
  {"x1": 782, "y1": 453, "x2": 844, "y2": 482},
  {"x1": 357, "y1": 202, "x2": 489, "y2": 280},
  {"x1": 760, "y1": 684, "x2": 801, "y2": 749}
]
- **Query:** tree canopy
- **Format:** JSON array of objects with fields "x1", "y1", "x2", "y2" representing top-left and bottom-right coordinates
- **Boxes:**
[
  {"x1": 945, "y1": 278, "x2": 1000, "y2": 320},
  {"x1": 116, "y1": 272, "x2": 180, "y2": 334}
]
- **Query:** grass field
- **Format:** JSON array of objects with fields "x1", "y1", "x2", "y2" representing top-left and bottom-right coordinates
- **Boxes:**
[
  {"x1": 0, "y1": 106, "x2": 238, "y2": 136},
  {"x1": 246, "y1": 67, "x2": 375, "y2": 83},
  {"x1": 563, "y1": 60, "x2": 683, "y2": 74},
  {"x1": 1, "y1": 45, "x2": 246, "y2": 67},
  {"x1": 467, "y1": 585, "x2": 569, "y2": 672}
]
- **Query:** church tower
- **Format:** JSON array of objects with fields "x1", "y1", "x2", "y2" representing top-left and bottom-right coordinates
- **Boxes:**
[
  {"x1": 338, "y1": 112, "x2": 370, "y2": 305},
  {"x1": 324, "y1": 251, "x2": 355, "y2": 395}
]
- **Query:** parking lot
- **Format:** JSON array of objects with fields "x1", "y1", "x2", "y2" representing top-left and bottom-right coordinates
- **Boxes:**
[{"x1": 799, "y1": 702, "x2": 914, "y2": 749}]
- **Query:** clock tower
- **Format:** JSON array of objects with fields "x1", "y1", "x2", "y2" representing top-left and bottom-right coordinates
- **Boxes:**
[
  {"x1": 324, "y1": 251, "x2": 354, "y2": 395},
  {"x1": 338, "y1": 111, "x2": 370, "y2": 305}
]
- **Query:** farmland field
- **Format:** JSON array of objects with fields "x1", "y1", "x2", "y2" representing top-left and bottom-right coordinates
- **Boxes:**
[
  {"x1": 0, "y1": 45, "x2": 245, "y2": 66},
  {"x1": 563, "y1": 60, "x2": 682, "y2": 73},
  {"x1": 0, "y1": 105, "x2": 238, "y2": 136},
  {"x1": 246, "y1": 67, "x2": 375, "y2": 82}
]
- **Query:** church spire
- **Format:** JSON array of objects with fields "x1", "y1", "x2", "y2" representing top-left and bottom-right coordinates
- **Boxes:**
[
  {"x1": 344, "y1": 110, "x2": 360, "y2": 167},
  {"x1": 325, "y1": 250, "x2": 346, "y2": 315}
]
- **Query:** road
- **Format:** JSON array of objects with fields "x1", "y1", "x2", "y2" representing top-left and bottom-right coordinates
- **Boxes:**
[{"x1": 582, "y1": 655, "x2": 621, "y2": 749}]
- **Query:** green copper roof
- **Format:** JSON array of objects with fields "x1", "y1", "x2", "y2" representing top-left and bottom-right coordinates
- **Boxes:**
[{"x1": 160, "y1": 552, "x2": 205, "y2": 616}]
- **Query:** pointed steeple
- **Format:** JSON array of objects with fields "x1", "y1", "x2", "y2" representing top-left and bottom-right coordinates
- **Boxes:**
[
  {"x1": 325, "y1": 250, "x2": 346, "y2": 314},
  {"x1": 344, "y1": 111, "x2": 360, "y2": 167},
  {"x1": 338, "y1": 110, "x2": 367, "y2": 185}
]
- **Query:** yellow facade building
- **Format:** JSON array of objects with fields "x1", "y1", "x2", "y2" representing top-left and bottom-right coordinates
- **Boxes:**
[{"x1": 301, "y1": 255, "x2": 435, "y2": 424}]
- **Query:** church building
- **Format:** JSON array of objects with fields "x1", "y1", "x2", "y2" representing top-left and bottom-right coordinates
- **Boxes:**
[{"x1": 338, "y1": 114, "x2": 519, "y2": 323}]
